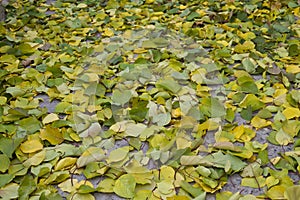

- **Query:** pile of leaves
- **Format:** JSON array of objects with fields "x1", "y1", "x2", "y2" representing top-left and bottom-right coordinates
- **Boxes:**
[{"x1": 0, "y1": 0, "x2": 299, "y2": 199}]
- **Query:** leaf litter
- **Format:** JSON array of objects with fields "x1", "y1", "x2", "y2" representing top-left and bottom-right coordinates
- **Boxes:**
[{"x1": 0, "y1": 0, "x2": 299, "y2": 199}]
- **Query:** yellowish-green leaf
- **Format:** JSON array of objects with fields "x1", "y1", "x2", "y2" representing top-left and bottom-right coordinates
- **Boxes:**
[
  {"x1": 40, "y1": 125, "x2": 64, "y2": 145},
  {"x1": 266, "y1": 176, "x2": 280, "y2": 188},
  {"x1": 251, "y1": 116, "x2": 272, "y2": 129},
  {"x1": 276, "y1": 129, "x2": 294, "y2": 146},
  {"x1": 77, "y1": 147, "x2": 105, "y2": 168},
  {"x1": 54, "y1": 157, "x2": 77, "y2": 171},
  {"x1": 107, "y1": 146, "x2": 129, "y2": 164},
  {"x1": 113, "y1": 174, "x2": 136, "y2": 198},
  {"x1": 0, "y1": 96, "x2": 7, "y2": 105},
  {"x1": 284, "y1": 185, "x2": 300, "y2": 200},
  {"x1": 241, "y1": 176, "x2": 266, "y2": 188},
  {"x1": 234, "y1": 41, "x2": 255, "y2": 53},
  {"x1": 267, "y1": 185, "x2": 286, "y2": 199},
  {"x1": 97, "y1": 178, "x2": 115, "y2": 193},
  {"x1": 23, "y1": 150, "x2": 46, "y2": 167},
  {"x1": 58, "y1": 179, "x2": 78, "y2": 193},
  {"x1": 70, "y1": 193, "x2": 95, "y2": 200},
  {"x1": 20, "y1": 139, "x2": 43, "y2": 154},
  {"x1": 282, "y1": 107, "x2": 300, "y2": 120},
  {"x1": 0, "y1": 154, "x2": 10, "y2": 173},
  {"x1": 42, "y1": 113, "x2": 59, "y2": 124},
  {"x1": 0, "y1": 183, "x2": 19, "y2": 199}
]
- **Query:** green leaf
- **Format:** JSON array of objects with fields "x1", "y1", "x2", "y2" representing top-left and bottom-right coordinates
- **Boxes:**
[
  {"x1": 124, "y1": 123, "x2": 147, "y2": 137},
  {"x1": 200, "y1": 97, "x2": 226, "y2": 118},
  {"x1": 18, "y1": 117, "x2": 41, "y2": 134},
  {"x1": 181, "y1": 181, "x2": 205, "y2": 198},
  {"x1": 0, "y1": 154, "x2": 10, "y2": 173},
  {"x1": 0, "y1": 174, "x2": 14, "y2": 188},
  {"x1": 205, "y1": 151, "x2": 246, "y2": 172},
  {"x1": 275, "y1": 128, "x2": 293, "y2": 146},
  {"x1": 239, "y1": 94, "x2": 264, "y2": 111},
  {"x1": 237, "y1": 76, "x2": 258, "y2": 94},
  {"x1": 240, "y1": 106, "x2": 253, "y2": 121},
  {"x1": 54, "y1": 102, "x2": 72, "y2": 113},
  {"x1": 77, "y1": 185, "x2": 96, "y2": 194},
  {"x1": 18, "y1": 43, "x2": 35, "y2": 55},
  {"x1": 152, "y1": 113, "x2": 171, "y2": 126},
  {"x1": 156, "y1": 79, "x2": 181, "y2": 93},
  {"x1": 111, "y1": 90, "x2": 132, "y2": 106},
  {"x1": 18, "y1": 175, "x2": 36, "y2": 200},
  {"x1": 0, "y1": 183, "x2": 19, "y2": 199}
]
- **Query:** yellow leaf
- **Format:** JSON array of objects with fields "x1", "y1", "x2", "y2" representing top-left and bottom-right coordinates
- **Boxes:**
[
  {"x1": 233, "y1": 125, "x2": 244, "y2": 140},
  {"x1": 97, "y1": 178, "x2": 115, "y2": 193},
  {"x1": 237, "y1": 31, "x2": 256, "y2": 40},
  {"x1": 216, "y1": 40, "x2": 229, "y2": 47},
  {"x1": 133, "y1": 48, "x2": 147, "y2": 54},
  {"x1": 55, "y1": 157, "x2": 77, "y2": 171},
  {"x1": 160, "y1": 166, "x2": 175, "y2": 181},
  {"x1": 70, "y1": 193, "x2": 95, "y2": 200},
  {"x1": 176, "y1": 137, "x2": 191, "y2": 149},
  {"x1": 234, "y1": 41, "x2": 255, "y2": 53},
  {"x1": 196, "y1": 179, "x2": 226, "y2": 193},
  {"x1": 20, "y1": 139, "x2": 43, "y2": 153},
  {"x1": 103, "y1": 28, "x2": 114, "y2": 37},
  {"x1": 40, "y1": 125, "x2": 64, "y2": 145},
  {"x1": 230, "y1": 149, "x2": 253, "y2": 159},
  {"x1": 239, "y1": 94, "x2": 264, "y2": 111},
  {"x1": 145, "y1": 0, "x2": 155, "y2": 3},
  {"x1": 234, "y1": 126, "x2": 256, "y2": 142},
  {"x1": 270, "y1": 157, "x2": 281, "y2": 165},
  {"x1": 241, "y1": 176, "x2": 266, "y2": 188},
  {"x1": 282, "y1": 107, "x2": 300, "y2": 120},
  {"x1": 286, "y1": 65, "x2": 300, "y2": 74},
  {"x1": 58, "y1": 179, "x2": 78, "y2": 193},
  {"x1": 42, "y1": 113, "x2": 59, "y2": 124},
  {"x1": 179, "y1": 5, "x2": 187, "y2": 9},
  {"x1": 172, "y1": 108, "x2": 181, "y2": 118},
  {"x1": 198, "y1": 119, "x2": 220, "y2": 131},
  {"x1": 266, "y1": 176, "x2": 279, "y2": 188},
  {"x1": 167, "y1": 196, "x2": 190, "y2": 200},
  {"x1": 251, "y1": 116, "x2": 272, "y2": 129},
  {"x1": 0, "y1": 96, "x2": 7, "y2": 105},
  {"x1": 75, "y1": 180, "x2": 94, "y2": 189},
  {"x1": 267, "y1": 185, "x2": 286, "y2": 199}
]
